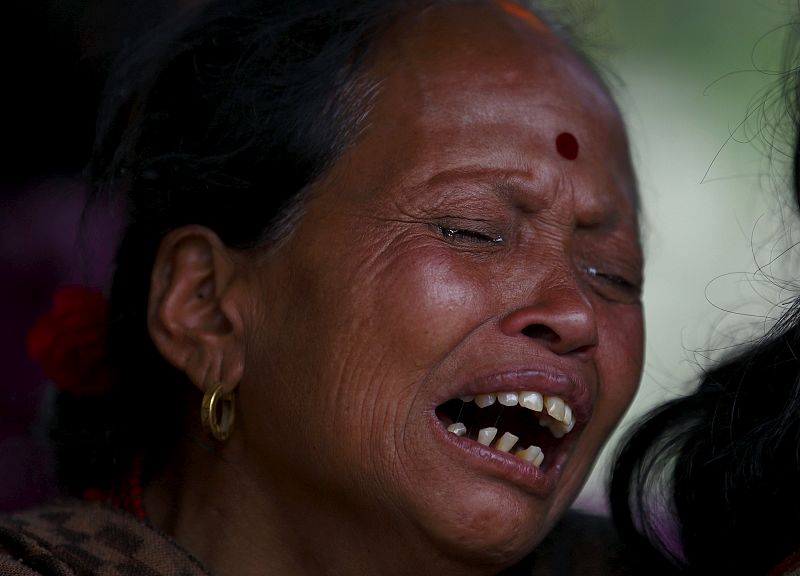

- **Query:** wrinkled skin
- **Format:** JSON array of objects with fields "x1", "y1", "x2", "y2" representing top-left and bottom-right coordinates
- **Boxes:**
[{"x1": 154, "y1": 3, "x2": 644, "y2": 575}]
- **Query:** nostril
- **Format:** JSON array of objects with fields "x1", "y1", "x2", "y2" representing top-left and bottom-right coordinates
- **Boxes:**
[
  {"x1": 521, "y1": 324, "x2": 558, "y2": 342},
  {"x1": 502, "y1": 302, "x2": 599, "y2": 356}
]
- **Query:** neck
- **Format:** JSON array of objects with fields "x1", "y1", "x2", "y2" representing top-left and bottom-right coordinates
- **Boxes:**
[{"x1": 144, "y1": 439, "x2": 494, "y2": 576}]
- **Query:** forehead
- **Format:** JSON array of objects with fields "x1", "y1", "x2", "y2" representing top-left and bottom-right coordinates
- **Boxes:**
[
  {"x1": 373, "y1": 4, "x2": 618, "y2": 118},
  {"x1": 324, "y1": 2, "x2": 636, "y2": 219}
]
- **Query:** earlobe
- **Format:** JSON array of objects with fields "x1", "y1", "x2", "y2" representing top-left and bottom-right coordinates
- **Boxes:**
[{"x1": 148, "y1": 226, "x2": 245, "y2": 393}]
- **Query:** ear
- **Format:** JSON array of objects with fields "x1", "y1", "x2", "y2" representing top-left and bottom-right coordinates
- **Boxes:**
[{"x1": 148, "y1": 225, "x2": 245, "y2": 394}]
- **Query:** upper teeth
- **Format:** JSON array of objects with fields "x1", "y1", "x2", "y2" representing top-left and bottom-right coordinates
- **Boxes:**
[
  {"x1": 466, "y1": 391, "x2": 575, "y2": 427},
  {"x1": 519, "y1": 391, "x2": 543, "y2": 411},
  {"x1": 497, "y1": 391, "x2": 518, "y2": 406},
  {"x1": 475, "y1": 393, "x2": 496, "y2": 408},
  {"x1": 545, "y1": 396, "x2": 566, "y2": 422}
]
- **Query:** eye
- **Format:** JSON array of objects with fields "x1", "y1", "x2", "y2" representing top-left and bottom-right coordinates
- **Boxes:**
[
  {"x1": 436, "y1": 225, "x2": 504, "y2": 245},
  {"x1": 585, "y1": 266, "x2": 642, "y2": 304}
]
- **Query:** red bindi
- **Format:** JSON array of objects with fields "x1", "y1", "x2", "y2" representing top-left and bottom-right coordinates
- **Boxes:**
[{"x1": 555, "y1": 132, "x2": 579, "y2": 161}]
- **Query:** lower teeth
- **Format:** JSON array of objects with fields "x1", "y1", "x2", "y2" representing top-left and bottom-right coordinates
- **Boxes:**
[
  {"x1": 494, "y1": 431, "x2": 519, "y2": 452},
  {"x1": 446, "y1": 423, "x2": 545, "y2": 467},
  {"x1": 477, "y1": 427, "x2": 498, "y2": 446},
  {"x1": 515, "y1": 445, "x2": 545, "y2": 467},
  {"x1": 447, "y1": 422, "x2": 467, "y2": 436}
]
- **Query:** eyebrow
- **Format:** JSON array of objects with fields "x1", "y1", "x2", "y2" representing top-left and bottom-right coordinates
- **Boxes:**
[
  {"x1": 410, "y1": 165, "x2": 554, "y2": 212},
  {"x1": 411, "y1": 165, "x2": 630, "y2": 231}
]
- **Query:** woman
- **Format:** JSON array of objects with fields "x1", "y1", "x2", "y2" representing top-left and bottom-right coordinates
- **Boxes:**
[
  {"x1": 609, "y1": 29, "x2": 800, "y2": 576},
  {"x1": 3, "y1": 0, "x2": 645, "y2": 574}
]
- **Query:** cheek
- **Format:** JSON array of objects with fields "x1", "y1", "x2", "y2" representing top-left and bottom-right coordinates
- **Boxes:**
[
  {"x1": 596, "y1": 306, "x2": 644, "y2": 420},
  {"x1": 376, "y1": 250, "x2": 488, "y2": 363}
]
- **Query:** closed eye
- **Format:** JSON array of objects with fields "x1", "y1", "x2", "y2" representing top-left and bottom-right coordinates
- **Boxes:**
[
  {"x1": 586, "y1": 266, "x2": 642, "y2": 302},
  {"x1": 436, "y1": 225, "x2": 503, "y2": 244}
]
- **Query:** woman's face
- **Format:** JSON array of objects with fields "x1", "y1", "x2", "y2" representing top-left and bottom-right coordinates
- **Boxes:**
[{"x1": 238, "y1": 3, "x2": 643, "y2": 571}]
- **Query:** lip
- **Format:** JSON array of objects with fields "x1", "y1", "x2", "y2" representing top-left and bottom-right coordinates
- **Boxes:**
[
  {"x1": 427, "y1": 366, "x2": 592, "y2": 494},
  {"x1": 431, "y1": 366, "x2": 593, "y2": 424}
]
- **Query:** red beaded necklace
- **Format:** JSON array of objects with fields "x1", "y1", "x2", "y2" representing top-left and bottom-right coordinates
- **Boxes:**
[{"x1": 82, "y1": 453, "x2": 147, "y2": 521}]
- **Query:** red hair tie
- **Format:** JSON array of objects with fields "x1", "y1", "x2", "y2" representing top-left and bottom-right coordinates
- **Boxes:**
[{"x1": 27, "y1": 285, "x2": 113, "y2": 397}]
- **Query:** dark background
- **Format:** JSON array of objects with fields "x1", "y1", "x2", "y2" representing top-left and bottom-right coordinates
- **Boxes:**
[{"x1": 0, "y1": 0, "x2": 194, "y2": 511}]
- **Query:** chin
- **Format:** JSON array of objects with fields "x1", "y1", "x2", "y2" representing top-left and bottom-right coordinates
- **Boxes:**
[{"x1": 410, "y1": 480, "x2": 560, "y2": 570}]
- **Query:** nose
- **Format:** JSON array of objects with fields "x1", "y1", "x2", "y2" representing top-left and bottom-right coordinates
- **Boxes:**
[{"x1": 499, "y1": 277, "x2": 598, "y2": 357}]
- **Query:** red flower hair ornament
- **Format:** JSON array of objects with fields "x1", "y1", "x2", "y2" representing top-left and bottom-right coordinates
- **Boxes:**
[{"x1": 27, "y1": 285, "x2": 113, "y2": 396}]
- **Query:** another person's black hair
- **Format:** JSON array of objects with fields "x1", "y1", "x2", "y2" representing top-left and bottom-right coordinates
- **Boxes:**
[
  {"x1": 609, "y1": 30, "x2": 800, "y2": 575},
  {"x1": 53, "y1": 0, "x2": 581, "y2": 495}
]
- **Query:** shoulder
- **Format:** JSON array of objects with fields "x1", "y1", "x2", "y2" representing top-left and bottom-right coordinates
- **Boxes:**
[
  {"x1": 0, "y1": 499, "x2": 211, "y2": 576},
  {"x1": 506, "y1": 509, "x2": 679, "y2": 576}
]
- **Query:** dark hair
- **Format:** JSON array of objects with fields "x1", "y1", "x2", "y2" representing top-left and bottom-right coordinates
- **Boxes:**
[
  {"x1": 609, "y1": 30, "x2": 800, "y2": 575},
  {"x1": 52, "y1": 0, "x2": 580, "y2": 494}
]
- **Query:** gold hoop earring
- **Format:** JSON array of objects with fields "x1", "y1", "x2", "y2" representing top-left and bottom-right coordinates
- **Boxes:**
[{"x1": 201, "y1": 384, "x2": 236, "y2": 442}]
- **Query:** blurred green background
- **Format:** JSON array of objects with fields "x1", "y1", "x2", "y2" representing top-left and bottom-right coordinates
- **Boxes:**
[{"x1": 571, "y1": 0, "x2": 798, "y2": 510}]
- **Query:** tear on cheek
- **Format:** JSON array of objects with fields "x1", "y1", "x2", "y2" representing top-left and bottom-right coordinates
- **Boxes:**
[{"x1": 555, "y1": 132, "x2": 579, "y2": 161}]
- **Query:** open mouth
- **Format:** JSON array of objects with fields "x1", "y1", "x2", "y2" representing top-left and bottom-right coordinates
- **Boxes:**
[{"x1": 435, "y1": 391, "x2": 576, "y2": 470}]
